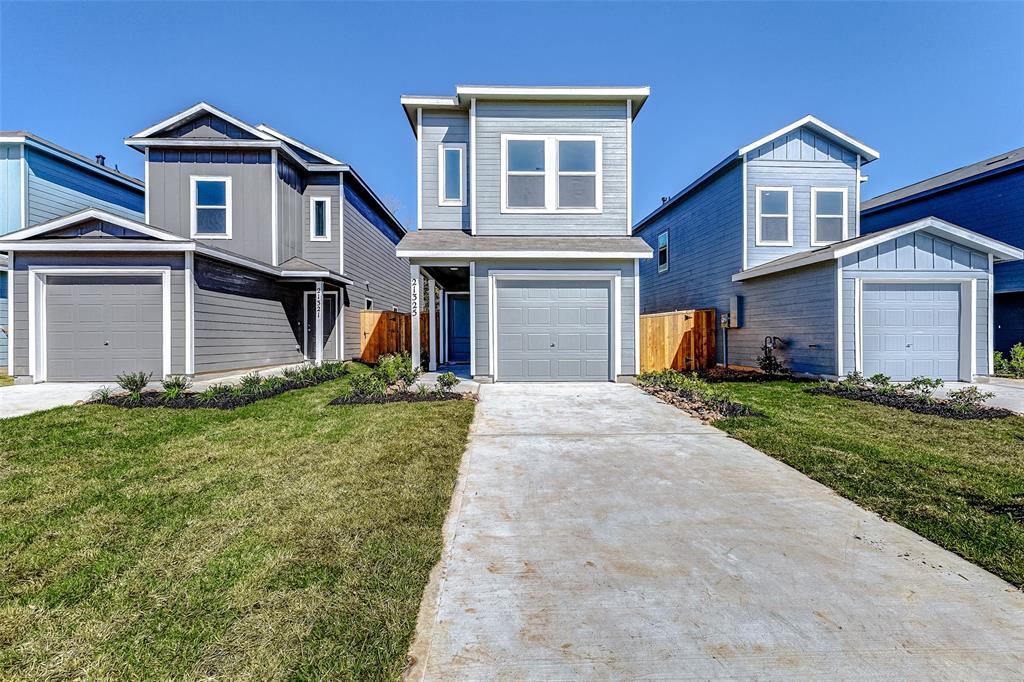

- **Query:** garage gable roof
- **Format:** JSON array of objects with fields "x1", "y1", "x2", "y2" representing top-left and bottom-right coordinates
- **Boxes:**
[
  {"x1": 0, "y1": 209, "x2": 191, "y2": 243},
  {"x1": 733, "y1": 216, "x2": 1024, "y2": 281}
]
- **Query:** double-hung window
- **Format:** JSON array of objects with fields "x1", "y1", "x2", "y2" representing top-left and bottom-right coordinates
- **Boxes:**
[
  {"x1": 657, "y1": 231, "x2": 669, "y2": 273},
  {"x1": 501, "y1": 134, "x2": 602, "y2": 213},
  {"x1": 811, "y1": 188, "x2": 847, "y2": 245},
  {"x1": 310, "y1": 196, "x2": 331, "y2": 241},
  {"x1": 438, "y1": 143, "x2": 466, "y2": 206},
  {"x1": 755, "y1": 187, "x2": 792, "y2": 246},
  {"x1": 191, "y1": 176, "x2": 231, "y2": 238}
]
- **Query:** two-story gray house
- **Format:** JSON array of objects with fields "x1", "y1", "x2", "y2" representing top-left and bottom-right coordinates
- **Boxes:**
[
  {"x1": 635, "y1": 116, "x2": 1022, "y2": 382},
  {"x1": 397, "y1": 86, "x2": 653, "y2": 382},
  {"x1": 0, "y1": 102, "x2": 407, "y2": 383}
]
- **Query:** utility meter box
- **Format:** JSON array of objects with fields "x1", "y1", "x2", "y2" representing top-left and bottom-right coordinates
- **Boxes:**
[{"x1": 721, "y1": 295, "x2": 741, "y2": 328}]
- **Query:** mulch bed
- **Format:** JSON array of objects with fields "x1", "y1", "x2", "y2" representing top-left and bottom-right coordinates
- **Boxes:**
[
  {"x1": 94, "y1": 373, "x2": 346, "y2": 410},
  {"x1": 329, "y1": 391, "x2": 470, "y2": 406},
  {"x1": 642, "y1": 386, "x2": 760, "y2": 423},
  {"x1": 807, "y1": 385, "x2": 1016, "y2": 420},
  {"x1": 696, "y1": 366, "x2": 811, "y2": 384}
]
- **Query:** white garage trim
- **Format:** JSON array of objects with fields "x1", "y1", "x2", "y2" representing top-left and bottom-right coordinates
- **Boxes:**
[
  {"x1": 27, "y1": 267, "x2": 172, "y2": 383},
  {"x1": 7, "y1": 253, "x2": 14, "y2": 376},
  {"x1": 853, "y1": 276, "x2": 978, "y2": 382},
  {"x1": 185, "y1": 252, "x2": 195, "y2": 375},
  {"x1": 836, "y1": 264, "x2": 844, "y2": 377},
  {"x1": 487, "y1": 269, "x2": 621, "y2": 382}
]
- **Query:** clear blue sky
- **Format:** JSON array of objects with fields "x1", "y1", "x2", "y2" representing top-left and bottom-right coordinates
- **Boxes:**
[{"x1": 2, "y1": 1, "x2": 1021, "y2": 229}]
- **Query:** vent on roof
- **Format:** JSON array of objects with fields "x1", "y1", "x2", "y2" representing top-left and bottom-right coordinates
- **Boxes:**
[
  {"x1": 986, "y1": 155, "x2": 1011, "y2": 166},
  {"x1": 661, "y1": 196, "x2": 669, "y2": 204},
  {"x1": 95, "y1": 154, "x2": 106, "y2": 166}
]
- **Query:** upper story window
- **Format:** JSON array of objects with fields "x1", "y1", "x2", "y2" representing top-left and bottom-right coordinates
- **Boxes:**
[
  {"x1": 438, "y1": 143, "x2": 466, "y2": 206},
  {"x1": 811, "y1": 188, "x2": 847, "y2": 245},
  {"x1": 501, "y1": 134, "x2": 602, "y2": 214},
  {"x1": 310, "y1": 196, "x2": 331, "y2": 241},
  {"x1": 755, "y1": 186, "x2": 792, "y2": 246},
  {"x1": 657, "y1": 231, "x2": 669, "y2": 273},
  {"x1": 191, "y1": 176, "x2": 231, "y2": 239}
]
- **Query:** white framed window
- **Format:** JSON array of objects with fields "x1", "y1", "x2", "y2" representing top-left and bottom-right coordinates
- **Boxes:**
[
  {"x1": 811, "y1": 187, "x2": 847, "y2": 245},
  {"x1": 755, "y1": 186, "x2": 792, "y2": 246},
  {"x1": 190, "y1": 176, "x2": 232, "y2": 239},
  {"x1": 657, "y1": 231, "x2": 669, "y2": 273},
  {"x1": 310, "y1": 196, "x2": 331, "y2": 241},
  {"x1": 500, "y1": 134, "x2": 602, "y2": 214},
  {"x1": 438, "y1": 143, "x2": 466, "y2": 206},
  {"x1": 365, "y1": 298, "x2": 373, "y2": 310},
  {"x1": 392, "y1": 305, "x2": 399, "y2": 312}
]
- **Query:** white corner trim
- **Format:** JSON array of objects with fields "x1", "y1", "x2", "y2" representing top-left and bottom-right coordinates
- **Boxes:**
[
  {"x1": 499, "y1": 133, "x2": 603, "y2": 214},
  {"x1": 633, "y1": 259, "x2": 640, "y2": 374},
  {"x1": 988, "y1": 253, "x2": 995, "y2": 375},
  {"x1": 970, "y1": 277, "x2": 978, "y2": 379},
  {"x1": 468, "y1": 262, "x2": 476, "y2": 375},
  {"x1": 7, "y1": 253, "x2": 13, "y2": 375},
  {"x1": 271, "y1": 149, "x2": 279, "y2": 265},
  {"x1": 470, "y1": 98, "x2": 477, "y2": 235},
  {"x1": 416, "y1": 108, "x2": 423, "y2": 230},
  {"x1": 836, "y1": 264, "x2": 844, "y2": 377},
  {"x1": 810, "y1": 187, "x2": 848, "y2": 247},
  {"x1": 20, "y1": 144, "x2": 28, "y2": 230},
  {"x1": 309, "y1": 195, "x2": 332, "y2": 241},
  {"x1": 854, "y1": 278, "x2": 863, "y2": 372},
  {"x1": 144, "y1": 147, "x2": 150, "y2": 224},
  {"x1": 437, "y1": 143, "x2": 467, "y2": 207},
  {"x1": 185, "y1": 251, "x2": 195, "y2": 375},
  {"x1": 741, "y1": 154, "x2": 748, "y2": 270},
  {"x1": 189, "y1": 175, "x2": 232, "y2": 240},
  {"x1": 855, "y1": 155, "x2": 862, "y2": 238},
  {"x1": 626, "y1": 99, "x2": 633, "y2": 235},
  {"x1": 338, "y1": 172, "x2": 346, "y2": 274},
  {"x1": 754, "y1": 186, "x2": 793, "y2": 247}
]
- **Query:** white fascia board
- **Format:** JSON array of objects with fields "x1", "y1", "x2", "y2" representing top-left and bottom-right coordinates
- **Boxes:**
[
  {"x1": 17, "y1": 137, "x2": 144, "y2": 190},
  {"x1": 456, "y1": 85, "x2": 649, "y2": 98},
  {"x1": 125, "y1": 137, "x2": 279, "y2": 149},
  {"x1": 738, "y1": 114, "x2": 880, "y2": 162},
  {"x1": 128, "y1": 102, "x2": 275, "y2": 141},
  {"x1": 400, "y1": 95, "x2": 460, "y2": 107},
  {"x1": 731, "y1": 250, "x2": 835, "y2": 281},
  {"x1": 256, "y1": 124, "x2": 344, "y2": 165},
  {"x1": 1, "y1": 208, "x2": 189, "y2": 241},
  {"x1": 396, "y1": 249, "x2": 653, "y2": 260},
  {"x1": 0, "y1": 241, "x2": 194, "y2": 252},
  {"x1": 833, "y1": 218, "x2": 1024, "y2": 262}
]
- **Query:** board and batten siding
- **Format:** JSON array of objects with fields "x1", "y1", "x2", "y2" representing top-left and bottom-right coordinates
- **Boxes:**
[
  {"x1": 471, "y1": 259, "x2": 637, "y2": 378},
  {"x1": 10, "y1": 252, "x2": 187, "y2": 378},
  {"x1": 0, "y1": 143, "x2": 23, "y2": 234},
  {"x1": 301, "y1": 173, "x2": 341, "y2": 271},
  {"x1": 474, "y1": 101, "x2": 629, "y2": 236},
  {"x1": 341, "y1": 183, "x2": 409, "y2": 360},
  {"x1": 637, "y1": 162, "x2": 744, "y2": 365},
  {"x1": 840, "y1": 229, "x2": 992, "y2": 375},
  {"x1": 193, "y1": 257, "x2": 304, "y2": 374},
  {"x1": 25, "y1": 147, "x2": 143, "y2": 226},
  {"x1": 421, "y1": 110, "x2": 470, "y2": 231},
  {"x1": 276, "y1": 158, "x2": 304, "y2": 265},
  {"x1": 148, "y1": 149, "x2": 274, "y2": 264}
]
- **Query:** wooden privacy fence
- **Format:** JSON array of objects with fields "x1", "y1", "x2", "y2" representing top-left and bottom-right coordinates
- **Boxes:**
[
  {"x1": 359, "y1": 310, "x2": 440, "y2": 364},
  {"x1": 639, "y1": 309, "x2": 716, "y2": 372}
]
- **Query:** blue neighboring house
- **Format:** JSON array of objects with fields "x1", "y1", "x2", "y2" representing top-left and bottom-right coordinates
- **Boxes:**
[
  {"x1": 635, "y1": 116, "x2": 1023, "y2": 382},
  {"x1": 0, "y1": 132, "x2": 145, "y2": 373},
  {"x1": 861, "y1": 147, "x2": 1024, "y2": 353}
]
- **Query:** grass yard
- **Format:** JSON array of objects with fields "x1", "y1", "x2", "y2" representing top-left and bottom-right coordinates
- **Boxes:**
[
  {"x1": 715, "y1": 381, "x2": 1024, "y2": 588},
  {"x1": 0, "y1": 375, "x2": 13, "y2": 388},
  {"x1": 0, "y1": 371, "x2": 475, "y2": 679}
]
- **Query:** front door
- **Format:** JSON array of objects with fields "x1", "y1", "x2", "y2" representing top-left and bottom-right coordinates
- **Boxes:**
[
  {"x1": 305, "y1": 292, "x2": 339, "y2": 361},
  {"x1": 447, "y1": 295, "x2": 471, "y2": 363}
]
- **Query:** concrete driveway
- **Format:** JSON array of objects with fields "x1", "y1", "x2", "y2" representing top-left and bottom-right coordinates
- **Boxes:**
[
  {"x1": 0, "y1": 382, "x2": 106, "y2": 419},
  {"x1": 408, "y1": 383, "x2": 1024, "y2": 679},
  {"x1": 937, "y1": 377, "x2": 1024, "y2": 414}
]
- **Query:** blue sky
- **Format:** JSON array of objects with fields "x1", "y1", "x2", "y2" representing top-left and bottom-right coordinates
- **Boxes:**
[{"x1": 2, "y1": 1, "x2": 1021, "y2": 229}]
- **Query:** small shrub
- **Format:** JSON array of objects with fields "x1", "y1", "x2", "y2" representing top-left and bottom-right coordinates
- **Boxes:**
[
  {"x1": 283, "y1": 364, "x2": 308, "y2": 379},
  {"x1": 239, "y1": 371, "x2": 263, "y2": 395},
  {"x1": 261, "y1": 376, "x2": 286, "y2": 393},
  {"x1": 91, "y1": 386, "x2": 113, "y2": 402},
  {"x1": 756, "y1": 337, "x2": 789, "y2": 375},
  {"x1": 349, "y1": 371, "x2": 389, "y2": 398},
  {"x1": 197, "y1": 383, "x2": 233, "y2": 404},
  {"x1": 161, "y1": 375, "x2": 192, "y2": 400},
  {"x1": 946, "y1": 385, "x2": 995, "y2": 411},
  {"x1": 376, "y1": 352, "x2": 418, "y2": 385},
  {"x1": 867, "y1": 373, "x2": 891, "y2": 387},
  {"x1": 436, "y1": 371, "x2": 460, "y2": 394},
  {"x1": 116, "y1": 371, "x2": 151, "y2": 401},
  {"x1": 840, "y1": 371, "x2": 868, "y2": 388},
  {"x1": 415, "y1": 383, "x2": 431, "y2": 396},
  {"x1": 905, "y1": 376, "x2": 943, "y2": 402},
  {"x1": 994, "y1": 343, "x2": 1024, "y2": 378}
]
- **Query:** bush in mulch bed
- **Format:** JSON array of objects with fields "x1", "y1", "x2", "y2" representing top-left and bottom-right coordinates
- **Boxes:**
[
  {"x1": 91, "y1": 362, "x2": 350, "y2": 410},
  {"x1": 330, "y1": 391, "x2": 466, "y2": 405},
  {"x1": 696, "y1": 366, "x2": 811, "y2": 384},
  {"x1": 810, "y1": 371, "x2": 1015, "y2": 420},
  {"x1": 330, "y1": 357, "x2": 472, "y2": 406},
  {"x1": 637, "y1": 369, "x2": 760, "y2": 422}
]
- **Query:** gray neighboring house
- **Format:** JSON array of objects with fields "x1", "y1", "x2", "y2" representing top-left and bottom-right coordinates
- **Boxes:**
[
  {"x1": 635, "y1": 116, "x2": 1023, "y2": 381},
  {"x1": 396, "y1": 85, "x2": 653, "y2": 382},
  {"x1": 0, "y1": 102, "x2": 408, "y2": 383}
]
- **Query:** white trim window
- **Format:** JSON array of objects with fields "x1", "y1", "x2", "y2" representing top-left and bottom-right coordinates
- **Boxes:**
[
  {"x1": 190, "y1": 176, "x2": 232, "y2": 239},
  {"x1": 310, "y1": 196, "x2": 331, "y2": 241},
  {"x1": 811, "y1": 187, "x2": 847, "y2": 245},
  {"x1": 438, "y1": 142, "x2": 466, "y2": 206},
  {"x1": 657, "y1": 231, "x2": 669, "y2": 273},
  {"x1": 500, "y1": 134, "x2": 602, "y2": 214},
  {"x1": 755, "y1": 186, "x2": 792, "y2": 246},
  {"x1": 365, "y1": 298, "x2": 373, "y2": 310}
]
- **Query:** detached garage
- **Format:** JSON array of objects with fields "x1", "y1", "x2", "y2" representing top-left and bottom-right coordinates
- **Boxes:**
[{"x1": 732, "y1": 217, "x2": 1023, "y2": 381}]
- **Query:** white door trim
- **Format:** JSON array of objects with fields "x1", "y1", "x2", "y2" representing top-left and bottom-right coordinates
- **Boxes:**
[
  {"x1": 28, "y1": 267, "x2": 172, "y2": 382},
  {"x1": 302, "y1": 289, "x2": 340, "y2": 361},
  {"x1": 487, "y1": 269, "x2": 621, "y2": 382}
]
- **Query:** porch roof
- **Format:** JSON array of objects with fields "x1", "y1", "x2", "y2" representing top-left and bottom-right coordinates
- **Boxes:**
[{"x1": 396, "y1": 230, "x2": 653, "y2": 259}]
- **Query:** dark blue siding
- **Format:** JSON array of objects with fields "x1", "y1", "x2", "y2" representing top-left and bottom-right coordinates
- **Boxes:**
[
  {"x1": 344, "y1": 183, "x2": 402, "y2": 246},
  {"x1": 26, "y1": 148, "x2": 144, "y2": 218}
]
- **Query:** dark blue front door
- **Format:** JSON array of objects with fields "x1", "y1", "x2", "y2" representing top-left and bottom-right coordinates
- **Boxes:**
[{"x1": 447, "y1": 295, "x2": 470, "y2": 363}]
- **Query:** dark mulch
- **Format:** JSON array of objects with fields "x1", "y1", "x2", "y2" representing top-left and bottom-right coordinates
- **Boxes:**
[
  {"x1": 807, "y1": 385, "x2": 1015, "y2": 420},
  {"x1": 95, "y1": 373, "x2": 346, "y2": 410},
  {"x1": 696, "y1": 366, "x2": 811, "y2": 384},
  {"x1": 642, "y1": 386, "x2": 760, "y2": 423},
  {"x1": 330, "y1": 391, "x2": 469, "y2": 406}
]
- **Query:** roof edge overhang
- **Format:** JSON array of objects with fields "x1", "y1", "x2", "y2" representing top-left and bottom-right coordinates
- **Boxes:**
[
  {"x1": 128, "y1": 101, "x2": 277, "y2": 143},
  {"x1": 862, "y1": 155, "x2": 1024, "y2": 214},
  {"x1": 738, "y1": 114, "x2": 879, "y2": 163},
  {"x1": 0, "y1": 208, "x2": 190, "y2": 242},
  {"x1": 255, "y1": 124, "x2": 344, "y2": 165},
  {"x1": 0, "y1": 133, "x2": 144, "y2": 189},
  {"x1": 397, "y1": 249, "x2": 652, "y2": 260}
]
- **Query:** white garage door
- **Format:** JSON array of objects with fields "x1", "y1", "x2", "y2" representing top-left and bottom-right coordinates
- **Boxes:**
[
  {"x1": 861, "y1": 282, "x2": 961, "y2": 381},
  {"x1": 495, "y1": 280, "x2": 610, "y2": 382},
  {"x1": 46, "y1": 275, "x2": 164, "y2": 381}
]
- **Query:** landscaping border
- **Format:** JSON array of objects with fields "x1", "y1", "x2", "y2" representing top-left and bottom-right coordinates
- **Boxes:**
[{"x1": 808, "y1": 384, "x2": 1015, "y2": 420}]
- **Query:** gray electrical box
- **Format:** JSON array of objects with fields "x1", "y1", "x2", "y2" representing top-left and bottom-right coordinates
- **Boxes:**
[{"x1": 722, "y1": 295, "x2": 741, "y2": 328}]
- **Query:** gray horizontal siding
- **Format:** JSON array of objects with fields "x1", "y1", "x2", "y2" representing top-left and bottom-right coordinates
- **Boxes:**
[
  {"x1": 277, "y1": 158, "x2": 303, "y2": 265},
  {"x1": 421, "y1": 110, "x2": 469, "y2": 231},
  {"x1": 302, "y1": 174, "x2": 342, "y2": 271},
  {"x1": 475, "y1": 101, "x2": 629, "y2": 236},
  {"x1": 25, "y1": 147, "x2": 144, "y2": 226},
  {"x1": 0, "y1": 272, "x2": 7, "y2": 371},
  {"x1": 472, "y1": 259, "x2": 636, "y2": 378}
]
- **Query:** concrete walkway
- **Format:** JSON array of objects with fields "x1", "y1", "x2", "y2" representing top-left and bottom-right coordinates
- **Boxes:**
[
  {"x1": 408, "y1": 383, "x2": 1024, "y2": 679},
  {"x1": 938, "y1": 377, "x2": 1024, "y2": 414},
  {"x1": 0, "y1": 382, "x2": 107, "y2": 419}
]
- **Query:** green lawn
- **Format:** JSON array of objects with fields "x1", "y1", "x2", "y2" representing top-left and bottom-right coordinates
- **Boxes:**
[
  {"x1": 0, "y1": 373, "x2": 475, "y2": 679},
  {"x1": 715, "y1": 381, "x2": 1024, "y2": 588},
  {"x1": 0, "y1": 375, "x2": 13, "y2": 388}
]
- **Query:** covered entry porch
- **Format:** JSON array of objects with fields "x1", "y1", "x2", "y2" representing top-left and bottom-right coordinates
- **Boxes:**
[{"x1": 408, "y1": 261, "x2": 471, "y2": 372}]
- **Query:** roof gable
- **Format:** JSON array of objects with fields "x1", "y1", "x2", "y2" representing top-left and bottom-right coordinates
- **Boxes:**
[
  {"x1": 739, "y1": 115, "x2": 879, "y2": 163},
  {"x1": 746, "y1": 125, "x2": 859, "y2": 165},
  {"x1": 129, "y1": 102, "x2": 275, "y2": 142},
  {"x1": 0, "y1": 208, "x2": 189, "y2": 242}
]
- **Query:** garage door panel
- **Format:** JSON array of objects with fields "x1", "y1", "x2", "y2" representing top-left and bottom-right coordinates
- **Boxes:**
[
  {"x1": 861, "y1": 282, "x2": 961, "y2": 381},
  {"x1": 496, "y1": 279, "x2": 610, "y2": 382}
]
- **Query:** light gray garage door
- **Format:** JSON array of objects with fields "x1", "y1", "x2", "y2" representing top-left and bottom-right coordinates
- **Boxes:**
[
  {"x1": 46, "y1": 275, "x2": 163, "y2": 381},
  {"x1": 861, "y1": 282, "x2": 960, "y2": 381},
  {"x1": 495, "y1": 280, "x2": 610, "y2": 382}
]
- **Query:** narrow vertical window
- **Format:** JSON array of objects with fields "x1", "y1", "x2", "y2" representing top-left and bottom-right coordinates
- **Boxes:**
[
  {"x1": 657, "y1": 231, "x2": 669, "y2": 273},
  {"x1": 365, "y1": 298, "x2": 374, "y2": 310},
  {"x1": 310, "y1": 196, "x2": 331, "y2": 241},
  {"x1": 557, "y1": 140, "x2": 597, "y2": 208},
  {"x1": 191, "y1": 177, "x2": 231, "y2": 238},
  {"x1": 505, "y1": 139, "x2": 546, "y2": 208},
  {"x1": 755, "y1": 187, "x2": 792, "y2": 246},
  {"x1": 438, "y1": 143, "x2": 466, "y2": 206},
  {"x1": 811, "y1": 188, "x2": 846, "y2": 245}
]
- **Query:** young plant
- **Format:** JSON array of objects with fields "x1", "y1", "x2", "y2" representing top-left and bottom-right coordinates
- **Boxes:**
[
  {"x1": 905, "y1": 376, "x2": 943, "y2": 402},
  {"x1": 197, "y1": 383, "x2": 233, "y2": 404},
  {"x1": 756, "y1": 337, "x2": 789, "y2": 376},
  {"x1": 161, "y1": 375, "x2": 192, "y2": 400},
  {"x1": 945, "y1": 385, "x2": 995, "y2": 412},
  {"x1": 116, "y1": 371, "x2": 152, "y2": 402},
  {"x1": 994, "y1": 343, "x2": 1024, "y2": 378},
  {"x1": 436, "y1": 371, "x2": 460, "y2": 394},
  {"x1": 840, "y1": 371, "x2": 868, "y2": 388},
  {"x1": 91, "y1": 386, "x2": 114, "y2": 402},
  {"x1": 239, "y1": 371, "x2": 263, "y2": 395},
  {"x1": 349, "y1": 371, "x2": 389, "y2": 398},
  {"x1": 415, "y1": 383, "x2": 432, "y2": 396}
]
